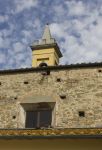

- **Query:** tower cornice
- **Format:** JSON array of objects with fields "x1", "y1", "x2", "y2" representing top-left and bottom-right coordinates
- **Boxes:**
[{"x1": 30, "y1": 43, "x2": 63, "y2": 58}]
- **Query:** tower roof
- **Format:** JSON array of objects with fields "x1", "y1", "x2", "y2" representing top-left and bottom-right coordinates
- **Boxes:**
[
  {"x1": 30, "y1": 24, "x2": 63, "y2": 58},
  {"x1": 42, "y1": 24, "x2": 52, "y2": 41},
  {"x1": 32, "y1": 24, "x2": 56, "y2": 45},
  {"x1": 41, "y1": 24, "x2": 55, "y2": 44}
]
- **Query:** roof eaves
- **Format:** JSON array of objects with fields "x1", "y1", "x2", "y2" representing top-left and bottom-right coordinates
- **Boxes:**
[{"x1": 0, "y1": 62, "x2": 102, "y2": 74}]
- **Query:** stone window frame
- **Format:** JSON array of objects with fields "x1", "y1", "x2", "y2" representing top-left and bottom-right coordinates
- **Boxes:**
[{"x1": 19, "y1": 102, "x2": 56, "y2": 128}]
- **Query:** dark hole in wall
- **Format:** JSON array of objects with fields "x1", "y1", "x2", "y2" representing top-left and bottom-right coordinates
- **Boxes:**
[
  {"x1": 79, "y1": 111, "x2": 85, "y2": 117},
  {"x1": 13, "y1": 116, "x2": 16, "y2": 119},
  {"x1": 56, "y1": 78, "x2": 61, "y2": 82},
  {"x1": 98, "y1": 70, "x2": 102, "y2": 73},
  {"x1": 41, "y1": 70, "x2": 50, "y2": 75},
  {"x1": 24, "y1": 81, "x2": 29, "y2": 84},
  {"x1": 60, "y1": 95, "x2": 66, "y2": 99},
  {"x1": 47, "y1": 70, "x2": 50, "y2": 75}
]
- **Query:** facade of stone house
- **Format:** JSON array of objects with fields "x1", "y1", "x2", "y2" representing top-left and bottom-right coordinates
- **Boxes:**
[
  {"x1": 0, "y1": 24, "x2": 102, "y2": 150},
  {"x1": 0, "y1": 24, "x2": 102, "y2": 130},
  {"x1": 1, "y1": 64, "x2": 102, "y2": 129}
]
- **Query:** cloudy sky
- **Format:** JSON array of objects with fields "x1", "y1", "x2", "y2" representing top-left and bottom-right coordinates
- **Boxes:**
[{"x1": 0, "y1": 0, "x2": 102, "y2": 69}]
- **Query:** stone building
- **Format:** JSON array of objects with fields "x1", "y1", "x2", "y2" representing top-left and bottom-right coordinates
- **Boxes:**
[{"x1": 0, "y1": 24, "x2": 102, "y2": 150}]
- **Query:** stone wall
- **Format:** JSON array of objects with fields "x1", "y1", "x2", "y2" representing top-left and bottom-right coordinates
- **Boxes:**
[{"x1": 0, "y1": 67, "x2": 102, "y2": 128}]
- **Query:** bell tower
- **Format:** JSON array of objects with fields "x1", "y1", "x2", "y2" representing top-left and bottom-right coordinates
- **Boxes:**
[{"x1": 30, "y1": 24, "x2": 62, "y2": 67}]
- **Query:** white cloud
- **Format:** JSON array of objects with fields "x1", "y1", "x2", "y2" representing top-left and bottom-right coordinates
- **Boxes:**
[
  {"x1": 0, "y1": 37, "x2": 4, "y2": 47},
  {"x1": 53, "y1": 5, "x2": 66, "y2": 16},
  {"x1": 0, "y1": 15, "x2": 9, "y2": 23},
  {"x1": 0, "y1": 23, "x2": 15, "y2": 49},
  {"x1": 66, "y1": 1, "x2": 86, "y2": 16},
  {"x1": 50, "y1": 23, "x2": 64, "y2": 38},
  {"x1": 12, "y1": 42, "x2": 26, "y2": 53},
  {"x1": 50, "y1": 1, "x2": 102, "y2": 64},
  {"x1": 0, "y1": 52, "x2": 6, "y2": 64},
  {"x1": 14, "y1": 0, "x2": 38, "y2": 13},
  {"x1": 0, "y1": 36, "x2": 10, "y2": 48},
  {"x1": 1, "y1": 0, "x2": 102, "y2": 69}
]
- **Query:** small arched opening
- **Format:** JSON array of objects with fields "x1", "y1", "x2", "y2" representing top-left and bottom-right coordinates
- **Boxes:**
[
  {"x1": 39, "y1": 62, "x2": 50, "y2": 75},
  {"x1": 39, "y1": 62, "x2": 48, "y2": 67}
]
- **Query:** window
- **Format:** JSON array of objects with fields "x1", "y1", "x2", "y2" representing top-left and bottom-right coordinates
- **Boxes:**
[
  {"x1": 25, "y1": 103, "x2": 53, "y2": 128},
  {"x1": 37, "y1": 58, "x2": 49, "y2": 61},
  {"x1": 79, "y1": 111, "x2": 85, "y2": 117},
  {"x1": 25, "y1": 109, "x2": 52, "y2": 128},
  {"x1": 20, "y1": 102, "x2": 55, "y2": 128}
]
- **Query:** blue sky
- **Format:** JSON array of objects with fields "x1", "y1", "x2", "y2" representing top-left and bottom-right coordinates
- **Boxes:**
[{"x1": 0, "y1": 0, "x2": 102, "y2": 69}]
